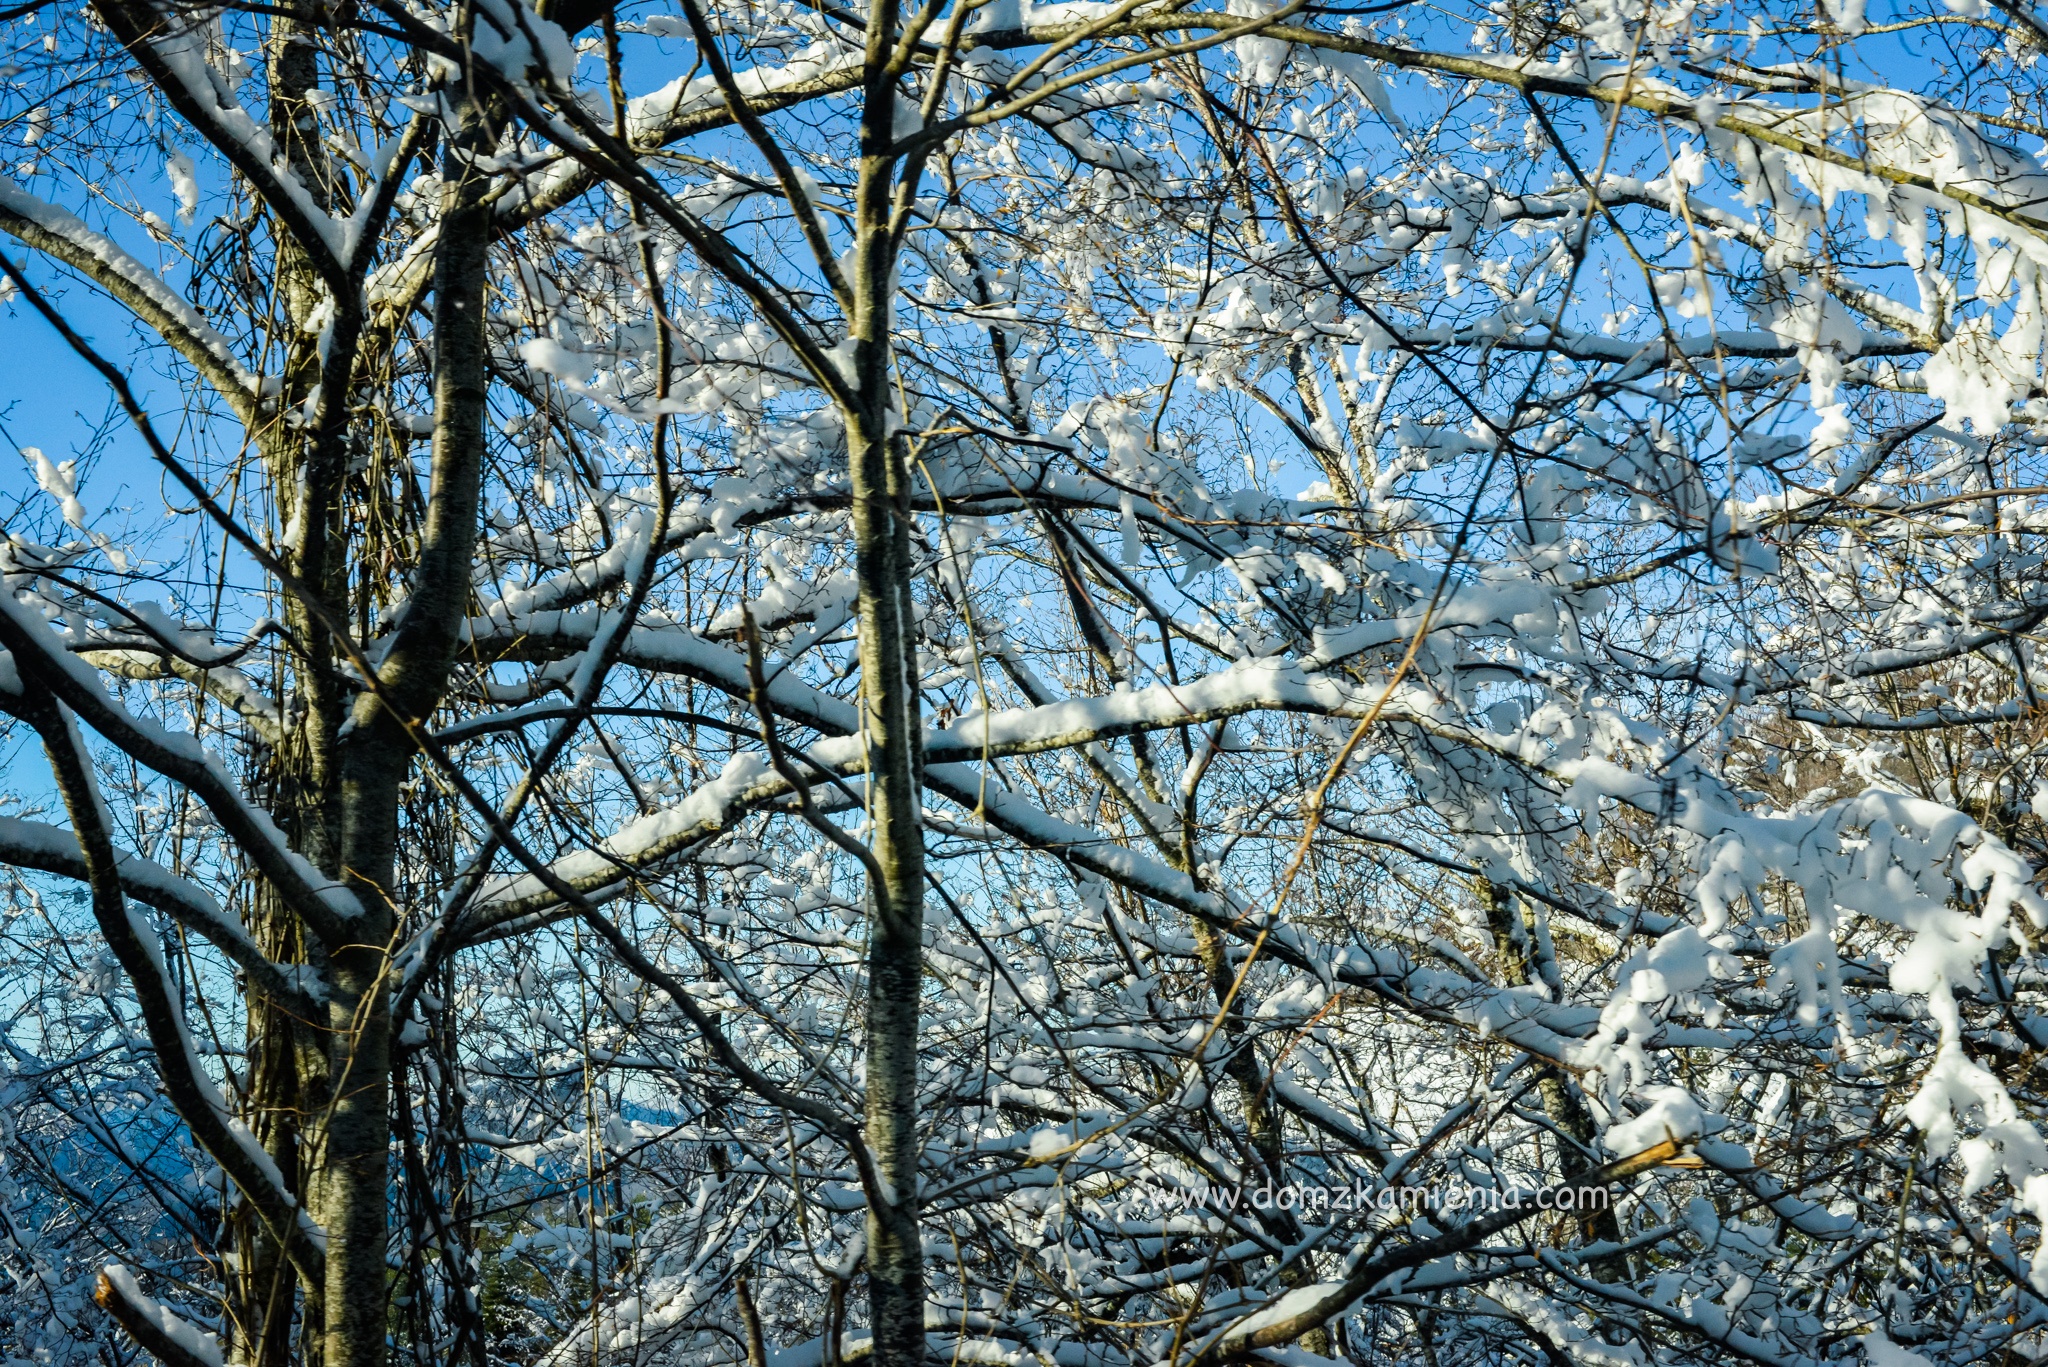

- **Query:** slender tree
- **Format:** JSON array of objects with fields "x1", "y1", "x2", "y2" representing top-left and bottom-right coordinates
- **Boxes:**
[{"x1": 9, "y1": 0, "x2": 2048, "y2": 1362}]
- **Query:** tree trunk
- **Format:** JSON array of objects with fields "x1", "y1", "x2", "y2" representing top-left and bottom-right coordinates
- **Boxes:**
[
  {"x1": 235, "y1": 7, "x2": 346, "y2": 1359},
  {"x1": 850, "y1": 15, "x2": 926, "y2": 1348},
  {"x1": 847, "y1": 407, "x2": 928, "y2": 1360},
  {"x1": 312, "y1": 83, "x2": 496, "y2": 1367},
  {"x1": 236, "y1": 877, "x2": 323, "y2": 1367}
]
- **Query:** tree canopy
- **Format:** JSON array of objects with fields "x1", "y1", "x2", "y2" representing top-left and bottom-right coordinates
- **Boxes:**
[{"x1": 5, "y1": 0, "x2": 2048, "y2": 1362}]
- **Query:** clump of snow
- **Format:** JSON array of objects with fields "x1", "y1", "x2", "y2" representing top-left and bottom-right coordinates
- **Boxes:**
[
  {"x1": 467, "y1": 0, "x2": 576, "y2": 85},
  {"x1": 1604, "y1": 1085, "x2": 1707, "y2": 1155},
  {"x1": 1027, "y1": 1128, "x2": 1070, "y2": 1159},
  {"x1": 167, "y1": 150, "x2": 198, "y2": 223},
  {"x1": 21, "y1": 446, "x2": 86, "y2": 526},
  {"x1": 1921, "y1": 315, "x2": 2023, "y2": 435},
  {"x1": 1863, "y1": 1329, "x2": 1933, "y2": 1367}
]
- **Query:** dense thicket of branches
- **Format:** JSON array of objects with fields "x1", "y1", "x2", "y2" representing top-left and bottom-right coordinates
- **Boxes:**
[{"x1": 7, "y1": 0, "x2": 2048, "y2": 1362}]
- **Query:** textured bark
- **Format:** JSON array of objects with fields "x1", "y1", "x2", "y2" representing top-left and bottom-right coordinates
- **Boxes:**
[
  {"x1": 850, "y1": 10, "x2": 927, "y2": 1353},
  {"x1": 847, "y1": 409, "x2": 928, "y2": 1361},
  {"x1": 313, "y1": 83, "x2": 498, "y2": 1367},
  {"x1": 235, "y1": 883, "x2": 321, "y2": 1367},
  {"x1": 737, "y1": 1275, "x2": 768, "y2": 1367},
  {"x1": 230, "y1": 12, "x2": 349, "y2": 1361}
]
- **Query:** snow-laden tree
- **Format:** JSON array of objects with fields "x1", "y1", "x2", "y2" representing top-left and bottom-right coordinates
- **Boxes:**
[{"x1": 9, "y1": 0, "x2": 2048, "y2": 1361}]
